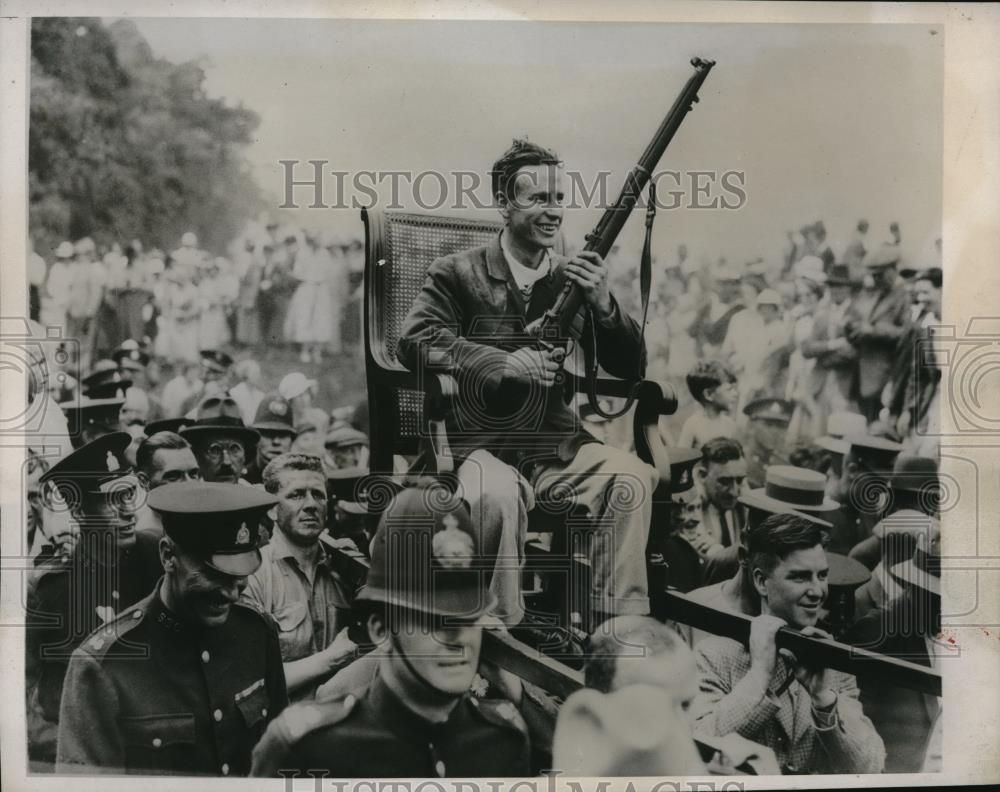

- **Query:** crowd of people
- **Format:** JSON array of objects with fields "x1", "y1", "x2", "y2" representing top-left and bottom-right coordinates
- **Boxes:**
[
  {"x1": 29, "y1": 219, "x2": 365, "y2": 376},
  {"x1": 22, "y1": 142, "x2": 945, "y2": 779}
]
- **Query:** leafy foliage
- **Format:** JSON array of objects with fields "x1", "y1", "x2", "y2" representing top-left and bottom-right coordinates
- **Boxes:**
[{"x1": 30, "y1": 18, "x2": 264, "y2": 255}]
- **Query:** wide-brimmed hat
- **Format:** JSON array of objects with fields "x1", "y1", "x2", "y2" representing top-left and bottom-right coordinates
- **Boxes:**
[
  {"x1": 180, "y1": 395, "x2": 260, "y2": 451},
  {"x1": 814, "y1": 411, "x2": 868, "y2": 456},
  {"x1": 743, "y1": 465, "x2": 840, "y2": 514},
  {"x1": 865, "y1": 243, "x2": 902, "y2": 269},
  {"x1": 889, "y1": 531, "x2": 941, "y2": 596}
]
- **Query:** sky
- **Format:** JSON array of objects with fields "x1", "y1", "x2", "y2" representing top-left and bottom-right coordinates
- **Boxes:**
[{"x1": 126, "y1": 18, "x2": 943, "y2": 269}]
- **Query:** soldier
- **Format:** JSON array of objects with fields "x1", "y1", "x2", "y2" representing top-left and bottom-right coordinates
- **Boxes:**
[
  {"x1": 56, "y1": 481, "x2": 289, "y2": 775},
  {"x1": 60, "y1": 397, "x2": 127, "y2": 450},
  {"x1": 26, "y1": 433, "x2": 162, "y2": 768},
  {"x1": 740, "y1": 397, "x2": 793, "y2": 490},
  {"x1": 251, "y1": 486, "x2": 532, "y2": 778}
]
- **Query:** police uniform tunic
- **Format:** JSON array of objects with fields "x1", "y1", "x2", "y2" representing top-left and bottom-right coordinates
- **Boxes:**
[
  {"x1": 56, "y1": 588, "x2": 288, "y2": 775},
  {"x1": 253, "y1": 672, "x2": 531, "y2": 778},
  {"x1": 26, "y1": 530, "x2": 163, "y2": 763}
]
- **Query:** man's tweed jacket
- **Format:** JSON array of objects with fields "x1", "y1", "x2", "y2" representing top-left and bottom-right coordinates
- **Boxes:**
[{"x1": 692, "y1": 635, "x2": 886, "y2": 774}]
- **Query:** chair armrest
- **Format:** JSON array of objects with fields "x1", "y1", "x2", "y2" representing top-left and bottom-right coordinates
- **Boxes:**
[
  {"x1": 632, "y1": 379, "x2": 677, "y2": 490},
  {"x1": 422, "y1": 373, "x2": 458, "y2": 475}
]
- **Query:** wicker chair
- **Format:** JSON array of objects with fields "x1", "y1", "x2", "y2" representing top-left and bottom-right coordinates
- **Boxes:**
[{"x1": 359, "y1": 206, "x2": 677, "y2": 632}]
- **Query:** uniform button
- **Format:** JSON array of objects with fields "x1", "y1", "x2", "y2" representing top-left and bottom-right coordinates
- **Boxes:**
[
  {"x1": 221, "y1": 763, "x2": 230, "y2": 776},
  {"x1": 213, "y1": 709, "x2": 223, "y2": 722},
  {"x1": 132, "y1": 610, "x2": 142, "y2": 619},
  {"x1": 152, "y1": 738, "x2": 162, "y2": 748},
  {"x1": 435, "y1": 760, "x2": 446, "y2": 777},
  {"x1": 201, "y1": 650, "x2": 210, "y2": 663},
  {"x1": 111, "y1": 590, "x2": 119, "y2": 601},
  {"x1": 261, "y1": 707, "x2": 268, "y2": 718}
]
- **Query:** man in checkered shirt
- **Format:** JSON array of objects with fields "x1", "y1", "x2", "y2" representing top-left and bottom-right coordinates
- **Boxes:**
[{"x1": 690, "y1": 513, "x2": 886, "y2": 774}]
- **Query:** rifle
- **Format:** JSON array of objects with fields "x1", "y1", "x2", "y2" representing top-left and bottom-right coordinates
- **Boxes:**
[{"x1": 534, "y1": 57, "x2": 715, "y2": 419}]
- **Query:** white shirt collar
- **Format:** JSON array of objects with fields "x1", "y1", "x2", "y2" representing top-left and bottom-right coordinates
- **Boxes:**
[{"x1": 500, "y1": 230, "x2": 551, "y2": 295}]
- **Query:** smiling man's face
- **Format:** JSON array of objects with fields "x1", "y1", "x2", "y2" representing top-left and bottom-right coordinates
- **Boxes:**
[
  {"x1": 753, "y1": 544, "x2": 829, "y2": 629},
  {"x1": 501, "y1": 164, "x2": 564, "y2": 255}
]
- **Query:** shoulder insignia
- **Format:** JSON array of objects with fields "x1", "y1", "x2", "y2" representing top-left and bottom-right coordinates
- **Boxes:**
[
  {"x1": 82, "y1": 607, "x2": 146, "y2": 657},
  {"x1": 279, "y1": 695, "x2": 358, "y2": 744},
  {"x1": 473, "y1": 697, "x2": 528, "y2": 735}
]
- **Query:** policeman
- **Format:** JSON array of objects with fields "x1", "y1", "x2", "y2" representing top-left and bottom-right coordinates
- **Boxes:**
[
  {"x1": 740, "y1": 397, "x2": 793, "y2": 489},
  {"x1": 251, "y1": 486, "x2": 532, "y2": 778},
  {"x1": 26, "y1": 432, "x2": 162, "y2": 767},
  {"x1": 59, "y1": 397, "x2": 127, "y2": 450},
  {"x1": 56, "y1": 481, "x2": 288, "y2": 775}
]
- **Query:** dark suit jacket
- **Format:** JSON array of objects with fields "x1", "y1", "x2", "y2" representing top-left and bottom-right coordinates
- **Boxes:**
[
  {"x1": 846, "y1": 286, "x2": 911, "y2": 399},
  {"x1": 397, "y1": 234, "x2": 644, "y2": 465},
  {"x1": 844, "y1": 595, "x2": 940, "y2": 773}
]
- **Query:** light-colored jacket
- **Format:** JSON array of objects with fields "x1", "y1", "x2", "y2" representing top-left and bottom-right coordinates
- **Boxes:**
[{"x1": 691, "y1": 635, "x2": 885, "y2": 774}]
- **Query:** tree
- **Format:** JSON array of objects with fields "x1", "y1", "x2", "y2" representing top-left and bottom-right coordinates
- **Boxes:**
[{"x1": 29, "y1": 18, "x2": 265, "y2": 257}]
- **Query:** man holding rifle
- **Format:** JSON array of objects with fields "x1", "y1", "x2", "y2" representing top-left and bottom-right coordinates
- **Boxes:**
[
  {"x1": 397, "y1": 139, "x2": 657, "y2": 629},
  {"x1": 690, "y1": 513, "x2": 885, "y2": 774}
]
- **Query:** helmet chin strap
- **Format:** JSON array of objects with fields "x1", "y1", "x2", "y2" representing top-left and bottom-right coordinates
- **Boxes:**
[{"x1": 389, "y1": 631, "x2": 460, "y2": 701}]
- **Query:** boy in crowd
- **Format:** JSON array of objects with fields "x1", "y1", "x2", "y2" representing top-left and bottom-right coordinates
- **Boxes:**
[{"x1": 678, "y1": 359, "x2": 739, "y2": 450}]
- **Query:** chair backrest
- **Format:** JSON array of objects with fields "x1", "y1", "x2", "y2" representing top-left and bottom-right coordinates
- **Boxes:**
[{"x1": 362, "y1": 208, "x2": 502, "y2": 471}]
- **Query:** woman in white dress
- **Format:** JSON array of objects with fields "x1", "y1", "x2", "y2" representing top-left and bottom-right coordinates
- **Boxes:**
[
  {"x1": 284, "y1": 231, "x2": 338, "y2": 363},
  {"x1": 197, "y1": 258, "x2": 234, "y2": 350}
]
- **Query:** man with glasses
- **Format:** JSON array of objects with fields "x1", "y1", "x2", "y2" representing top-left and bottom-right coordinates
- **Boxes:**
[
  {"x1": 26, "y1": 433, "x2": 163, "y2": 770},
  {"x1": 181, "y1": 394, "x2": 260, "y2": 485}
]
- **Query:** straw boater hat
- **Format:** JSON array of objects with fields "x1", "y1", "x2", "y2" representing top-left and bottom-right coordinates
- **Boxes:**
[
  {"x1": 889, "y1": 530, "x2": 941, "y2": 596},
  {"x1": 742, "y1": 465, "x2": 840, "y2": 514}
]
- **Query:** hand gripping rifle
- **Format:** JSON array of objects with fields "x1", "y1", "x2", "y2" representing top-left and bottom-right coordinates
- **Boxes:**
[{"x1": 533, "y1": 57, "x2": 715, "y2": 420}]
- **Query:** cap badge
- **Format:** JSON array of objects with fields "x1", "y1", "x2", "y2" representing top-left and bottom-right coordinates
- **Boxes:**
[
  {"x1": 269, "y1": 400, "x2": 288, "y2": 416},
  {"x1": 770, "y1": 402, "x2": 781, "y2": 414},
  {"x1": 130, "y1": 350, "x2": 140, "y2": 361},
  {"x1": 106, "y1": 451, "x2": 120, "y2": 473},
  {"x1": 679, "y1": 469, "x2": 690, "y2": 486},
  {"x1": 236, "y1": 523, "x2": 251, "y2": 544},
  {"x1": 433, "y1": 513, "x2": 474, "y2": 569}
]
